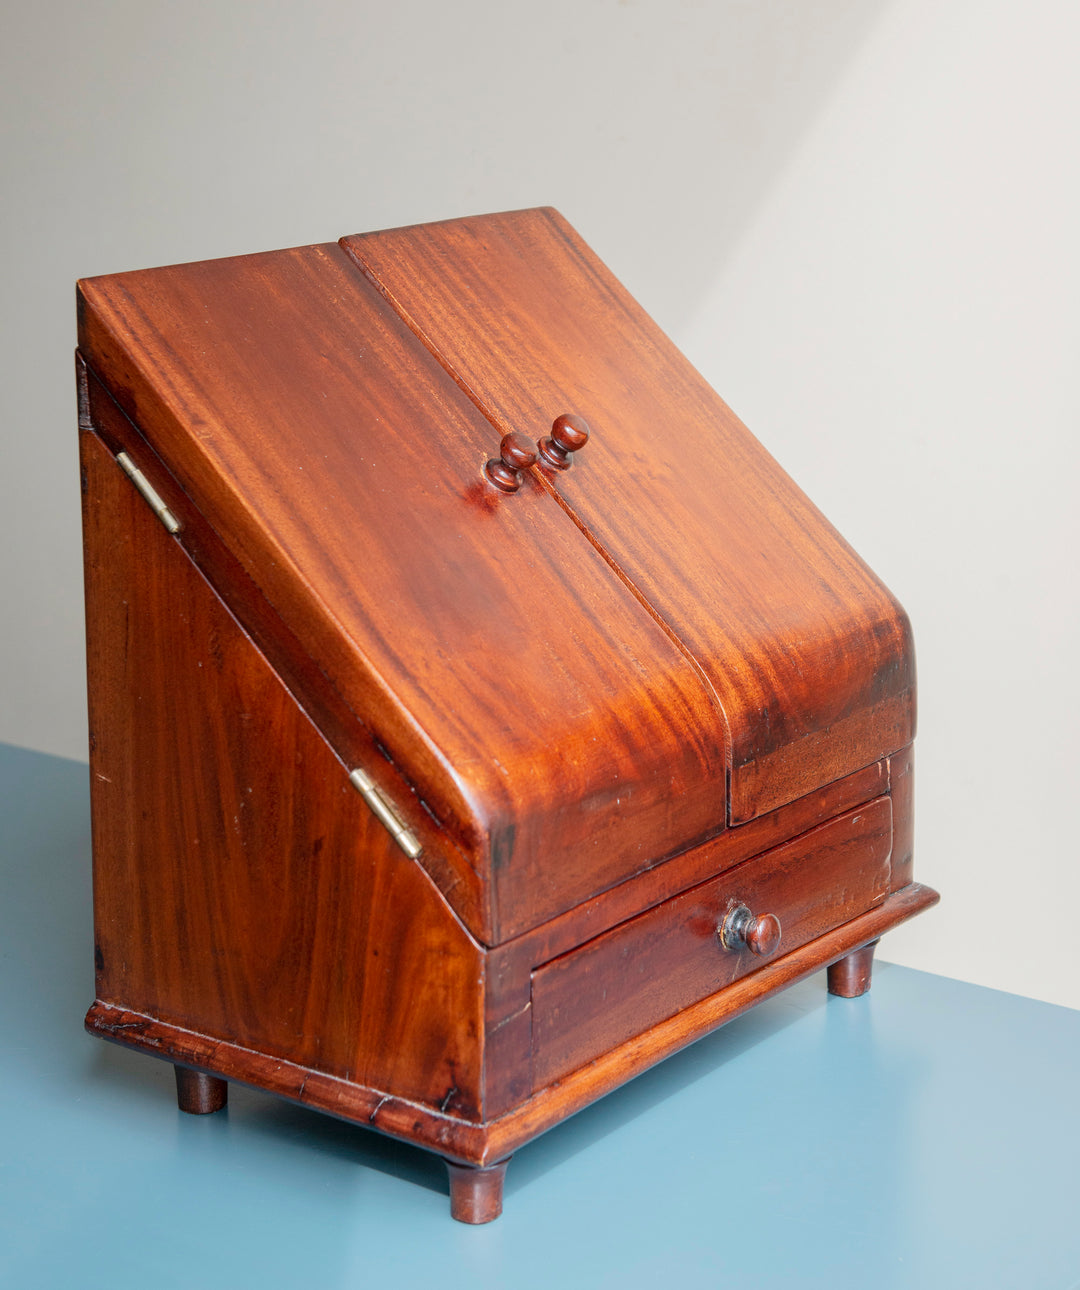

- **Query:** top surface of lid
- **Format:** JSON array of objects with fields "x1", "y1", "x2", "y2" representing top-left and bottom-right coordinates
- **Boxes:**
[
  {"x1": 343, "y1": 209, "x2": 915, "y2": 825},
  {"x1": 77, "y1": 238, "x2": 729, "y2": 944}
]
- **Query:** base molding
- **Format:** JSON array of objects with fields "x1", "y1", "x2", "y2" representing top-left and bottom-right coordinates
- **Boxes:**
[{"x1": 86, "y1": 882, "x2": 938, "y2": 1166}]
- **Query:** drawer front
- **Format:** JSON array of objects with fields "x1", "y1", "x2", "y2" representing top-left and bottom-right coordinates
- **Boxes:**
[{"x1": 531, "y1": 798, "x2": 892, "y2": 1089}]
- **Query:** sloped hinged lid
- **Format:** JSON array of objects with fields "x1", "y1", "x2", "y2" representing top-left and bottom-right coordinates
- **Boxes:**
[
  {"x1": 77, "y1": 238, "x2": 724, "y2": 946},
  {"x1": 77, "y1": 210, "x2": 913, "y2": 947},
  {"x1": 341, "y1": 209, "x2": 915, "y2": 823}
]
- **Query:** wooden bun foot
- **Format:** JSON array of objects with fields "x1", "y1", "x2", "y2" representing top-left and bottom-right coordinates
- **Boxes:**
[
  {"x1": 174, "y1": 1065, "x2": 228, "y2": 1114},
  {"x1": 827, "y1": 939, "x2": 879, "y2": 998},
  {"x1": 445, "y1": 1158, "x2": 510, "y2": 1224}
]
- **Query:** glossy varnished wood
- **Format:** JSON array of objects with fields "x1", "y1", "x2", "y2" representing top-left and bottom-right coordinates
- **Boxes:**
[
  {"x1": 77, "y1": 212, "x2": 939, "y2": 1222},
  {"x1": 484, "y1": 432, "x2": 537, "y2": 492},
  {"x1": 479, "y1": 757, "x2": 893, "y2": 1116},
  {"x1": 531, "y1": 799, "x2": 892, "y2": 1088},
  {"x1": 497, "y1": 759, "x2": 890, "y2": 972},
  {"x1": 79, "y1": 356, "x2": 491, "y2": 938},
  {"x1": 81, "y1": 424, "x2": 486, "y2": 1117},
  {"x1": 80, "y1": 389, "x2": 930, "y2": 1153},
  {"x1": 343, "y1": 210, "x2": 915, "y2": 823},
  {"x1": 77, "y1": 246, "x2": 728, "y2": 942},
  {"x1": 85, "y1": 882, "x2": 940, "y2": 1169}
]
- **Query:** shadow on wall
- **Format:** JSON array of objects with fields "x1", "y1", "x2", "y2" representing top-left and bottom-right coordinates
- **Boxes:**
[
  {"x1": 1, "y1": 0, "x2": 896, "y2": 330},
  {"x1": 0, "y1": 0, "x2": 893, "y2": 761},
  {"x1": 561, "y1": 0, "x2": 894, "y2": 328}
]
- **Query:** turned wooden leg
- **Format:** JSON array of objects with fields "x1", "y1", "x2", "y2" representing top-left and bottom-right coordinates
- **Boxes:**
[
  {"x1": 445, "y1": 1157, "x2": 510, "y2": 1224},
  {"x1": 827, "y1": 939, "x2": 879, "y2": 998},
  {"x1": 174, "y1": 1065, "x2": 228, "y2": 1114}
]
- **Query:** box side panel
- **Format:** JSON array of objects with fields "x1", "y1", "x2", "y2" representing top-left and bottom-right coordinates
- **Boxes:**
[
  {"x1": 81, "y1": 357, "x2": 492, "y2": 941},
  {"x1": 343, "y1": 209, "x2": 916, "y2": 823},
  {"x1": 81, "y1": 422, "x2": 484, "y2": 1119}
]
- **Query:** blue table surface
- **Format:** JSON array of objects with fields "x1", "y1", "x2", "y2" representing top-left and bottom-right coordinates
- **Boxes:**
[{"x1": 1, "y1": 742, "x2": 1078, "y2": 1289}]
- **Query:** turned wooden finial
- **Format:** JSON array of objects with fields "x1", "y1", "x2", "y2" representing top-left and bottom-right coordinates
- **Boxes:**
[
  {"x1": 539, "y1": 413, "x2": 590, "y2": 470},
  {"x1": 484, "y1": 432, "x2": 538, "y2": 492}
]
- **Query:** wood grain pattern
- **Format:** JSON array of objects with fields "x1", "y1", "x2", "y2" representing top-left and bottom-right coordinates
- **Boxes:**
[
  {"x1": 85, "y1": 883, "x2": 940, "y2": 1168},
  {"x1": 79, "y1": 355, "x2": 492, "y2": 941},
  {"x1": 483, "y1": 885, "x2": 937, "y2": 1165},
  {"x1": 531, "y1": 798, "x2": 892, "y2": 1088},
  {"x1": 81, "y1": 423, "x2": 486, "y2": 1117},
  {"x1": 343, "y1": 210, "x2": 915, "y2": 823},
  {"x1": 77, "y1": 245, "x2": 729, "y2": 942},
  {"x1": 480, "y1": 757, "x2": 892, "y2": 1118},
  {"x1": 77, "y1": 213, "x2": 939, "y2": 1221},
  {"x1": 496, "y1": 758, "x2": 890, "y2": 976}
]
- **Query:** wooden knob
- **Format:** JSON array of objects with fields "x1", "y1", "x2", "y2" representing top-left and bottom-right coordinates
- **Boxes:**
[
  {"x1": 484, "y1": 432, "x2": 538, "y2": 492},
  {"x1": 719, "y1": 904, "x2": 782, "y2": 957},
  {"x1": 539, "y1": 413, "x2": 590, "y2": 470}
]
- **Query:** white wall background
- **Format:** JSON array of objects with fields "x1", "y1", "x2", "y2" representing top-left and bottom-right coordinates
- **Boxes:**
[{"x1": 2, "y1": 1, "x2": 1076, "y2": 1007}]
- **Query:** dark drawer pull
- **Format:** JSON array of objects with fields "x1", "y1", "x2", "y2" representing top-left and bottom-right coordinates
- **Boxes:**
[{"x1": 719, "y1": 903, "x2": 782, "y2": 957}]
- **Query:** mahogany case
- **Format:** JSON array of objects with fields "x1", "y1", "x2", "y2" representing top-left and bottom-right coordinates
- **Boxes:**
[{"x1": 77, "y1": 208, "x2": 938, "y2": 1222}]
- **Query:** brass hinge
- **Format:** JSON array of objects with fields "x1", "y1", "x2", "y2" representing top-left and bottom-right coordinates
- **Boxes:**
[
  {"x1": 348, "y1": 766, "x2": 423, "y2": 858},
  {"x1": 116, "y1": 451, "x2": 180, "y2": 534}
]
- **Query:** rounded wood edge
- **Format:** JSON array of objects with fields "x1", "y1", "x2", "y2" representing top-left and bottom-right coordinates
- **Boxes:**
[
  {"x1": 445, "y1": 1157, "x2": 510, "y2": 1224},
  {"x1": 82, "y1": 999, "x2": 491, "y2": 1163}
]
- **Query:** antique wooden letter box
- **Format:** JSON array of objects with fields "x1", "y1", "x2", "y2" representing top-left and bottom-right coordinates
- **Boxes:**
[{"x1": 78, "y1": 209, "x2": 938, "y2": 1222}]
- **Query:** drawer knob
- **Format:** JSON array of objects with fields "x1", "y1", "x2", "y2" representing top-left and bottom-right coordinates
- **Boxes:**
[
  {"x1": 539, "y1": 413, "x2": 590, "y2": 470},
  {"x1": 719, "y1": 904, "x2": 782, "y2": 957},
  {"x1": 485, "y1": 433, "x2": 538, "y2": 492}
]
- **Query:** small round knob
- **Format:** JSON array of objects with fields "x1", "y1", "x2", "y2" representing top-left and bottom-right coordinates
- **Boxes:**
[
  {"x1": 538, "y1": 413, "x2": 590, "y2": 470},
  {"x1": 484, "y1": 432, "x2": 538, "y2": 493},
  {"x1": 719, "y1": 904, "x2": 782, "y2": 957}
]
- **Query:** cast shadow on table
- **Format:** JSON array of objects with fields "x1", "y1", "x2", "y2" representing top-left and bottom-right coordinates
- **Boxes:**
[
  {"x1": 0, "y1": 743, "x2": 825, "y2": 1206},
  {"x1": 88, "y1": 976, "x2": 824, "y2": 1202},
  {"x1": 2, "y1": 748, "x2": 825, "y2": 1207}
]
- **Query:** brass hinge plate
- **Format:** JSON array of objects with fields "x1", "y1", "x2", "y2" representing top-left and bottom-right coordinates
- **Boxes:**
[
  {"x1": 116, "y1": 451, "x2": 180, "y2": 534},
  {"x1": 349, "y1": 766, "x2": 423, "y2": 858}
]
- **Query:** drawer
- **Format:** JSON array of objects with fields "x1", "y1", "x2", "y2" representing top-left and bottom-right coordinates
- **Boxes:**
[{"x1": 531, "y1": 797, "x2": 892, "y2": 1089}]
